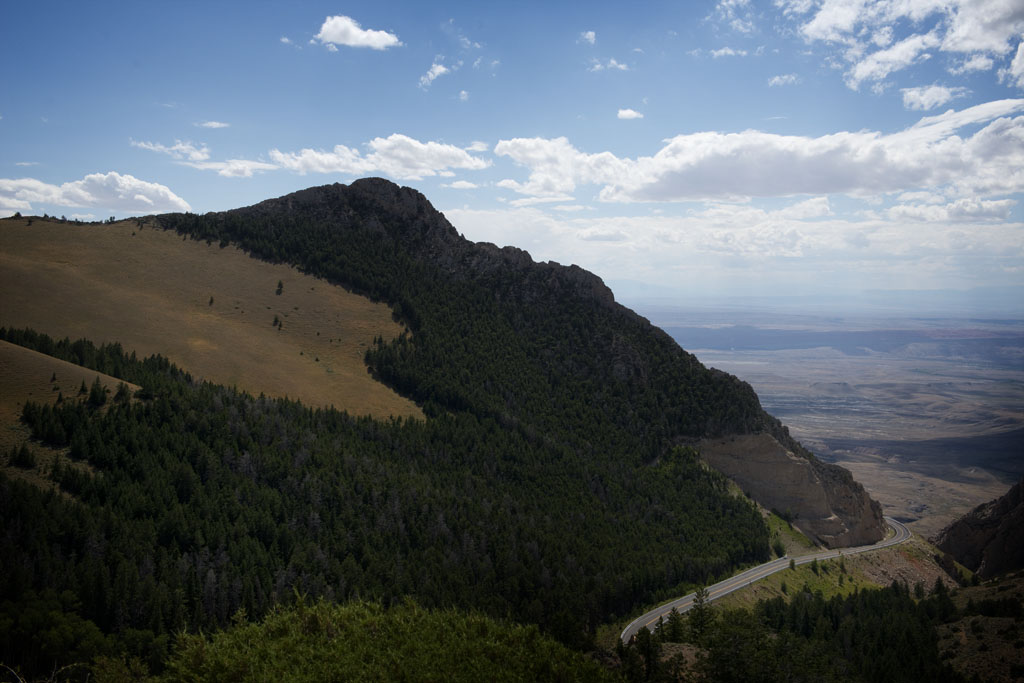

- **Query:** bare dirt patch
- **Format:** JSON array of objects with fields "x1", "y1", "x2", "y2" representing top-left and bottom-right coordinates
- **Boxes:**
[{"x1": 0, "y1": 218, "x2": 422, "y2": 420}]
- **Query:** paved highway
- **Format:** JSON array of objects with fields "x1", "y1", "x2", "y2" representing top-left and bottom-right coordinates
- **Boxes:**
[{"x1": 620, "y1": 516, "x2": 912, "y2": 644}]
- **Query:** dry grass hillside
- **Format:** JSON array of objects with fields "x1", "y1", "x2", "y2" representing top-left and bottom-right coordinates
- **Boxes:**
[
  {"x1": 0, "y1": 340, "x2": 132, "y2": 489},
  {"x1": 0, "y1": 217, "x2": 422, "y2": 420}
]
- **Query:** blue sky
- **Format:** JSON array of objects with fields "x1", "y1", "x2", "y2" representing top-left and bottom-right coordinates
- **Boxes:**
[{"x1": 2, "y1": 1, "x2": 1023, "y2": 306}]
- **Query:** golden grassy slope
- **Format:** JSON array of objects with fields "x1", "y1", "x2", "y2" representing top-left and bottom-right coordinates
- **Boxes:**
[
  {"x1": 0, "y1": 340, "x2": 130, "y2": 489},
  {"x1": 0, "y1": 217, "x2": 422, "y2": 420}
]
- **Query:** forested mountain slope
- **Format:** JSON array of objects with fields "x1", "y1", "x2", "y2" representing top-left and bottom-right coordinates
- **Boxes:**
[
  {"x1": 160, "y1": 178, "x2": 883, "y2": 545},
  {"x1": 1, "y1": 179, "x2": 880, "y2": 677}
]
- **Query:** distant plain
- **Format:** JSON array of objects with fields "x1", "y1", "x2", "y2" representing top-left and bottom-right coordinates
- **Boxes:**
[{"x1": 637, "y1": 305, "x2": 1024, "y2": 538}]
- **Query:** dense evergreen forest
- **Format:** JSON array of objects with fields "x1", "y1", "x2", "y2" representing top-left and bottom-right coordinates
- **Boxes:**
[
  {"x1": 0, "y1": 327, "x2": 766, "y2": 677},
  {"x1": 0, "y1": 180, "x2": 840, "y2": 678},
  {"x1": 622, "y1": 579, "x2": 972, "y2": 682}
]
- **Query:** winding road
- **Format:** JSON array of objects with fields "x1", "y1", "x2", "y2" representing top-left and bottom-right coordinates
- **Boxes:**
[{"x1": 620, "y1": 516, "x2": 912, "y2": 644}]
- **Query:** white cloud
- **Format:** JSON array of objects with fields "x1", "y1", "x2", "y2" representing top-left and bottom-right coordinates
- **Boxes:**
[
  {"x1": 134, "y1": 138, "x2": 273, "y2": 178},
  {"x1": 459, "y1": 90, "x2": 469, "y2": 101},
  {"x1": 269, "y1": 133, "x2": 491, "y2": 180},
  {"x1": 0, "y1": 172, "x2": 190, "y2": 214},
  {"x1": 466, "y1": 141, "x2": 489, "y2": 152},
  {"x1": 794, "y1": 1, "x2": 1024, "y2": 90},
  {"x1": 445, "y1": 180, "x2": 478, "y2": 189},
  {"x1": 846, "y1": 32, "x2": 940, "y2": 89},
  {"x1": 941, "y1": 1, "x2": 1024, "y2": 54},
  {"x1": 196, "y1": 121, "x2": 230, "y2": 129},
  {"x1": 577, "y1": 227, "x2": 629, "y2": 241},
  {"x1": 948, "y1": 53, "x2": 994, "y2": 74},
  {"x1": 617, "y1": 108, "x2": 644, "y2": 119},
  {"x1": 444, "y1": 197, "x2": 1024, "y2": 299},
  {"x1": 768, "y1": 73, "x2": 801, "y2": 86},
  {"x1": 901, "y1": 84, "x2": 970, "y2": 110},
  {"x1": 184, "y1": 159, "x2": 278, "y2": 178},
  {"x1": 999, "y1": 41, "x2": 1024, "y2": 88},
  {"x1": 897, "y1": 190, "x2": 946, "y2": 204},
  {"x1": 711, "y1": 46, "x2": 748, "y2": 58},
  {"x1": 419, "y1": 62, "x2": 450, "y2": 88},
  {"x1": 280, "y1": 36, "x2": 291, "y2": 45},
  {"x1": 131, "y1": 139, "x2": 210, "y2": 162},
  {"x1": 888, "y1": 197, "x2": 1016, "y2": 221},
  {"x1": 15, "y1": 161, "x2": 39, "y2": 167},
  {"x1": 507, "y1": 196, "x2": 575, "y2": 208},
  {"x1": 493, "y1": 100, "x2": 1024, "y2": 202},
  {"x1": 580, "y1": 30, "x2": 596, "y2": 45},
  {"x1": 316, "y1": 15, "x2": 402, "y2": 50},
  {"x1": 590, "y1": 58, "x2": 629, "y2": 71},
  {"x1": 70, "y1": 213, "x2": 95, "y2": 220},
  {"x1": 494, "y1": 136, "x2": 629, "y2": 198},
  {"x1": 713, "y1": 0, "x2": 756, "y2": 33}
]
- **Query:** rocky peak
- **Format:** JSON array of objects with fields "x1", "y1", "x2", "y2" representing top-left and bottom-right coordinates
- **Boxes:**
[{"x1": 242, "y1": 179, "x2": 618, "y2": 310}]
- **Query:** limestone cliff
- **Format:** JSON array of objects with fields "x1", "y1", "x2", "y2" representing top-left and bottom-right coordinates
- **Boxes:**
[
  {"x1": 932, "y1": 479, "x2": 1024, "y2": 579},
  {"x1": 700, "y1": 433, "x2": 886, "y2": 547}
]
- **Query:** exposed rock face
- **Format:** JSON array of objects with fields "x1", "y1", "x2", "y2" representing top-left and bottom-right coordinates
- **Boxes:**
[
  {"x1": 700, "y1": 433, "x2": 886, "y2": 547},
  {"x1": 932, "y1": 479, "x2": 1024, "y2": 579}
]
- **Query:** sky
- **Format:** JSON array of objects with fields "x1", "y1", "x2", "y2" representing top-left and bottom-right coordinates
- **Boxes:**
[{"x1": 2, "y1": 0, "x2": 1023, "y2": 309}]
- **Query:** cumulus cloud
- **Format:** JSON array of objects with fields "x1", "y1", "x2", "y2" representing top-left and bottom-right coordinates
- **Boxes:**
[
  {"x1": 316, "y1": 15, "x2": 402, "y2": 50},
  {"x1": 466, "y1": 141, "x2": 489, "y2": 152},
  {"x1": 791, "y1": 1, "x2": 1024, "y2": 90},
  {"x1": 580, "y1": 30, "x2": 596, "y2": 45},
  {"x1": 590, "y1": 58, "x2": 629, "y2": 71},
  {"x1": 196, "y1": 121, "x2": 230, "y2": 129},
  {"x1": 131, "y1": 139, "x2": 210, "y2": 162},
  {"x1": 444, "y1": 197, "x2": 1024, "y2": 298},
  {"x1": 493, "y1": 100, "x2": 1024, "y2": 202},
  {"x1": 445, "y1": 180, "x2": 478, "y2": 189},
  {"x1": 132, "y1": 139, "x2": 274, "y2": 178},
  {"x1": 889, "y1": 197, "x2": 1016, "y2": 221},
  {"x1": 617, "y1": 108, "x2": 644, "y2": 119},
  {"x1": 269, "y1": 133, "x2": 490, "y2": 180},
  {"x1": 711, "y1": 46, "x2": 748, "y2": 58},
  {"x1": 768, "y1": 73, "x2": 801, "y2": 86},
  {"x1": 184, "y1": 159, "x2": 278, "y2": 178},
  {"x1": 901, "y1": 84, "x2": 969, "y2": 110},
  {"x1": 420, "y1": 62, "x2": 450, "y2": 88},
  {"x1": 713, "y1": 0, "x2": 756, "y2": 33},
  {"x1": 1000, "y1": 41, "x2": 1024, "y2": 88},
  {"x1": 459, "y1": 90, "x2": 469, "y2": 101},
  {"x1": 280, "y1": 36, "x2": 291, "y2": 45},
  {"x1": 846, "y1": 32, "x2": 940, "y2": 90},
  {"x1": 0, "y1": 172, "x2": 190, "y2": 214},
  {"x1": 948, "y1": 53, "x2": 994, "y2": 74}
]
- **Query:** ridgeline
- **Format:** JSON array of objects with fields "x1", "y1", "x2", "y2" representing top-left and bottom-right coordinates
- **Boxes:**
[{"x1": 2, "y1": 179, "x2": 884, "y2": 679}]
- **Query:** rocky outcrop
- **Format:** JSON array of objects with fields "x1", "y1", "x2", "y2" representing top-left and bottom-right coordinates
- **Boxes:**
[
  {"x1": 932, "y1": 479, "x2": 1024, "y2": 579},
  {"x1": 699, "y1": 433, "x2": 886, "y2": 547}
]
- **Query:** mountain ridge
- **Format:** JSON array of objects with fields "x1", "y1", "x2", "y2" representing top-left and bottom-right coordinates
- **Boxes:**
[{"x1": 163, "y1": 177, "x2": 884, "y2": 545}]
